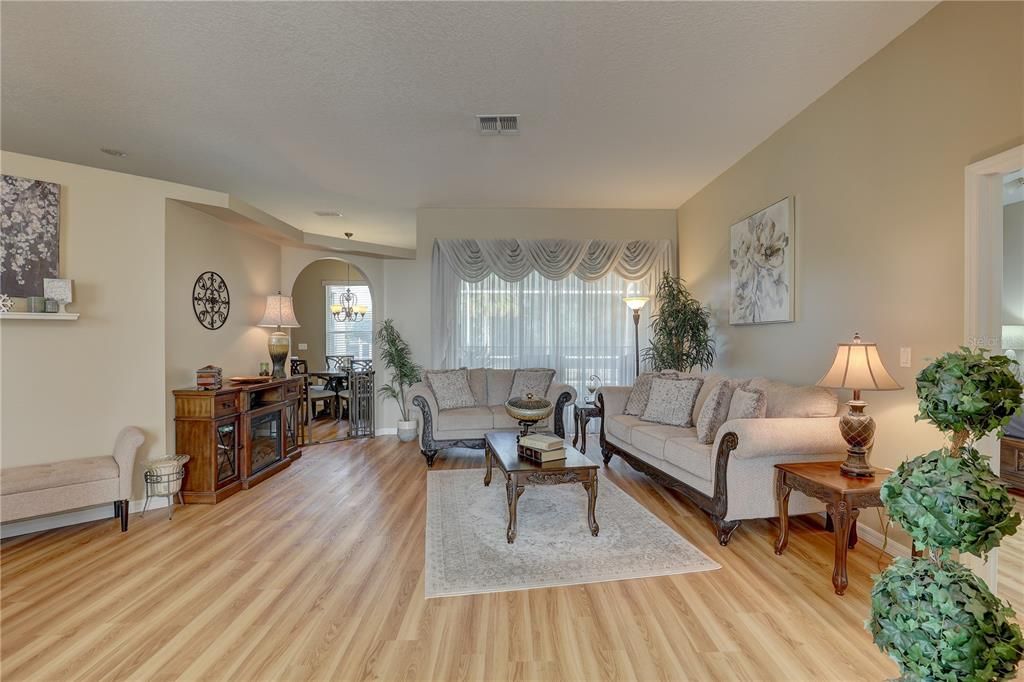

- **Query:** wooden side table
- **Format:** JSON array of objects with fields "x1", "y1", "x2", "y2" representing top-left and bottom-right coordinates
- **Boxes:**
[
  {"x1": 774, "y1": 461, "x2": 891, "y2": 595},
  {"x1": 573, "y1": 401, "x2": 601, "y2": 454}
]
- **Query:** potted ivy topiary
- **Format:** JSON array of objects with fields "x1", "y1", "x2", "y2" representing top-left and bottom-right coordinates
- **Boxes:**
[
  {"x1": 869, "y1": 347, "x2": 1024, "y2": 680},
  {"x1": 375, "y1": 319, "x2": 422, "y2": 442}
]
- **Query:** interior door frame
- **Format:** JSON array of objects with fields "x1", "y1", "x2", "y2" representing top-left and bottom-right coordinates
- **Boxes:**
[{"x1": 962, "y1": 143, "x2": 1023, "y2": 586}]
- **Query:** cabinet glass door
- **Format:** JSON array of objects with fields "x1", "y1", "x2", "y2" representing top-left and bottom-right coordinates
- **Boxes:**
[
  {"x1": 215, "y1": 419, "x2": 239, "y2": 483},
  {"x1": 285, "y1": 402, "x2": 298, "y2": 452},
  {"x1": 250, "y1": 410, "x2": 283, "y2": 474}
]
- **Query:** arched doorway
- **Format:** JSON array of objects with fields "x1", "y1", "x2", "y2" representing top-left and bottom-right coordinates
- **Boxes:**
[{"x1": 290, "y1": 257, "x2": 375, "y2": 444}]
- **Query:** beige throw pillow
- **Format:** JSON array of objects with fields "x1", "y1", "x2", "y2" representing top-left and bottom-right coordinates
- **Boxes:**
[
  {"x1": 640, "y1": 377, "x2": 704, "y2": 427},
  {"x1": 696, "y1": 379, "x2": 738, "y2": 444},
  {"x1": 727, "y1": 387, "x2": 767, "y2": 421},
  {"x1": 508, "y1": 368, "x2": 556, "y2": 400},
  {"x1": 425, "y1": 369, "x2": 476, "y2": 411}
]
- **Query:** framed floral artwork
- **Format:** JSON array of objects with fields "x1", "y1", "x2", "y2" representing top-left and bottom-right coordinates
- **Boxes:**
[
  {"x1": 729, "y1": 196, "x2": 794, "y2": 325},
  {"x1": 1, "y1": 174, "x2": 61, "y2": 298}
]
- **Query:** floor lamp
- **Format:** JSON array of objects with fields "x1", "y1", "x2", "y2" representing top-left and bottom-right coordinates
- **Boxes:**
[{"x1": 623, "y1": 296, "x2": 649, "y2": 378}]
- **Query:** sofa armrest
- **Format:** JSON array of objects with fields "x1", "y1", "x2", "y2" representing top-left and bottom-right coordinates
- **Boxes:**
[
  {"x1": 405, "y1": 382, "x2": 438, "y2": 422},
  {"x1": 112, "y1": 426, "x2": 145, "y2": 499},
  {"x1": 595, "y1": 386, "x2": 631, "y2": 417},
  {"x1": 546, "y1": 383, "x2": 576, "y2": 405},
  {"x1": 713, "y1": 417, "x2": 846, "y2": 461}
]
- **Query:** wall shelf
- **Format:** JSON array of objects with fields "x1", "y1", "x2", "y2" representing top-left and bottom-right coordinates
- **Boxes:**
[{"x1": 0, "y1": 312, "x2": 80, "y2": 321}]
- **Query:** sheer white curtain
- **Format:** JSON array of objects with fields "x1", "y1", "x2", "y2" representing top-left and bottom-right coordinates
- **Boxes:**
[{"x1": 451, "y1": 270, "x2": 650, "y2": 392}]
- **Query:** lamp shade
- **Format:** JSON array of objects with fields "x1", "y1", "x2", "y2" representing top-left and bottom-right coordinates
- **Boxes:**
[
  {"x1": 623, "y1": 296, "x2": 650, "y2": 311},
  {"x1": 1003, "y1": 325, "x2": 1024, "y2": 350},
  {"x1": 258, "y1": 294, "x2": 300, "y2": 328},
  {"x1": 817, "y1": 333, "x2": 901, "y2": 392}
]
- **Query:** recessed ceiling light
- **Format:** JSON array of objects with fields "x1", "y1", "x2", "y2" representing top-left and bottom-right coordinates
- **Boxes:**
[
  {"x1": 314, "y1": 210, "x2": 344, "y2": 217},
  {"x1": 100, "y1": 148, "x2": 127, "y2": 158}
]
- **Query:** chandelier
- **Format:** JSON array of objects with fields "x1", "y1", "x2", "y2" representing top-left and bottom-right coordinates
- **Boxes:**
[{"x1": 330, "y1": 233, "x2": 368, "y2": 322}]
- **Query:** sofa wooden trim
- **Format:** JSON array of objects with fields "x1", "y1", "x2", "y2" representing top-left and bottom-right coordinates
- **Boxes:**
[{"x1": 598, "y1": 393, "x2": 742, "y2": 545}]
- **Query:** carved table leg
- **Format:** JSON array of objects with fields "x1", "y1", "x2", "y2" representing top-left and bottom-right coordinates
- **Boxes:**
[
  {"x1": 582, "y1": 474, "x2": 599, "y2": 536},
  {"x1": 578, "y1": 412, "x2": 590, "y2": 455},
  {"x1": 775, "y1": 478, "x2": 792, "y2": 555},
  {"x1": 827, "y1": 501, "x2": 856, "y2": 595},
  {"x1": 484, "y1": 445, "x2": 493, "y2": 487},
  {"x1": 506, "y1": 475, "x2": 524, "y2": 544}
]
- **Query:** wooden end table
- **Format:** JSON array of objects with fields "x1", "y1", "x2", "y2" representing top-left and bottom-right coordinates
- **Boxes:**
[
  {"x1": 573, "y1": 401, "x2": 601, "y2": 454},
  {"x1": 774, "y1": 461, "x2": 891, "y2": 595},
  {"x1": 484, "y1": 431, "x2": 599, "y2": 544}
]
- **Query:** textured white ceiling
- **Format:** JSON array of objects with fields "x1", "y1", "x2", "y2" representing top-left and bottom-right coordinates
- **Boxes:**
[{"x1": 1, "y1": 1, "x2": 934, "y2": 248}]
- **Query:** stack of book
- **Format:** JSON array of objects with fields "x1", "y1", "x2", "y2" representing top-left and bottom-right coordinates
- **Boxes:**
[
  {"x1": 195, "y1": 365, "x2": 223, "y2": 391},
  {"x1": 517, "y1": 433, "x2": 566, "y2": 463}
]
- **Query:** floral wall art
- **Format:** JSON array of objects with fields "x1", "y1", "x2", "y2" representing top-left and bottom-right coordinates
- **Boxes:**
[
  {"x1": 729, "y1": 196, "x2": 795, "y2": 325},
  {"x1": 1, "y1": 174, "x2": 61, "y2": 298}
]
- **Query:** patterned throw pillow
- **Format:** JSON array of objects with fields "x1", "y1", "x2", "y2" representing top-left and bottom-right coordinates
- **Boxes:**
[
  {"x1": 624, "y1": 371, "x2": 686, "y2": 416},
  {"x1": 425, "y1": 369, "x2": 476, "y2": 411},
  {"x1": 696, "y1": 379, "x2": 738, "y2": 444},
  {"x1": 508, "y1": 368, "x2": 556, "y2": 400},
  {"x1": 726, "y1": 387, "x2": 767, "y2": 421},
  {"x1": 640, "y1": 377, "x2": 704, "y2": 427}
]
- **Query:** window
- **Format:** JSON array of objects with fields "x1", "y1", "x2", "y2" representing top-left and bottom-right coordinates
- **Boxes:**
[
  {"x1": 451, "y1": 270, "x2": 649, "y2": 392},
  {"x1": 325, "y1": 284, "x2": 373, "y2": 360}
]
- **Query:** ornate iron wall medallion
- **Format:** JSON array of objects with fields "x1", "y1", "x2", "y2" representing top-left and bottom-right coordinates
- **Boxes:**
[{"x1": 192, "y1": 271, "x2": 230, "y2": 330}]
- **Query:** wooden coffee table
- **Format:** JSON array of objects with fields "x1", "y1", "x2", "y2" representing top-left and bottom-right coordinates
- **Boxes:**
[{"x1": 484, "y1": 431, "x2": 599, "y2": 544}]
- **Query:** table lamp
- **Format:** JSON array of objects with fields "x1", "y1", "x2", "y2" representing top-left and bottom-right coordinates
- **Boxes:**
[
  {"x1": 258, "y1": 292, "x2": 301, "y2": 379},
  {"x1": 623, "y1": 296, "x2": 649, "y2": 378},
  {"x1": 817, "y1": 333, "x2": 902, "y2": 477}
]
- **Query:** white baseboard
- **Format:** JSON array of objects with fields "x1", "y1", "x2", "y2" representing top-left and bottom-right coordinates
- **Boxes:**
[
  {"x1": 375, "y1": 427, "x2": 397, "y2": 436},
  {"x1": 0, "y1": 496, "x2": 170, "y2": 539}
]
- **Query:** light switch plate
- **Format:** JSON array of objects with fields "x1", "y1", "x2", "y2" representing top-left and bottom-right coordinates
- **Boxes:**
[
  {"x1": 298, "y1": 343, "x2": 308, "y2": 351},
  {"x1": 900, "y1": 347, "x2": 912, "y2": 368}
]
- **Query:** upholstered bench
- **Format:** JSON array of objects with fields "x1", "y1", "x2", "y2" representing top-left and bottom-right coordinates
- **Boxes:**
[{"x1": 0, "y1": 426, "x2": 144, "y2": 532}]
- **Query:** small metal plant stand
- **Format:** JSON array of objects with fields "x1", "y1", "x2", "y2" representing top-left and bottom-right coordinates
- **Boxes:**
[{"x1": 142, "y1": 455, "x2": 190, "y2": 519}]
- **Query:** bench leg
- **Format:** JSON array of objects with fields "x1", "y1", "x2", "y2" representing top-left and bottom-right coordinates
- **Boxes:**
[
  {"x1": 120, "y1": 498, "x2": 129, "y2": 532},
  {"x1": 113, "y1": 500, "x2": 122, "y2": 518}
]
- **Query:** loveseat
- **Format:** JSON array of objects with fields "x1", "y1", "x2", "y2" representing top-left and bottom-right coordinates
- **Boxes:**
[
  {"x1": 0, "y1": 426, "x2": 144, "y2": 532},
  {"x1": 599, "y1": 372, "x2": 847, "y2": 545},
  {"x1": 407, "y1": 368, "x2": 576, "y2": 466}
]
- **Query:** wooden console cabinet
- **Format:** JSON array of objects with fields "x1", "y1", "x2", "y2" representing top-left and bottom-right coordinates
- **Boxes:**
[
  {"x1": 1000, "y1": 436, "x2": 1024, "y2": 494},
  {"x1": 174, "y1": 377, "x2": 303, "y2": 503}
]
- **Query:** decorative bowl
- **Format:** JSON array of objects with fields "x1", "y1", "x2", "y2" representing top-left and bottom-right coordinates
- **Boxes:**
[{"x1": 505, "y1": 394, "x2": 554, "y2": 438}]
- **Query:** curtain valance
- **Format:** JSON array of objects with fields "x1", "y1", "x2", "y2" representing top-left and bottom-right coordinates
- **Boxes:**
[{"x1": 434, "y1": 239, "x2": 672, "y2": 283}]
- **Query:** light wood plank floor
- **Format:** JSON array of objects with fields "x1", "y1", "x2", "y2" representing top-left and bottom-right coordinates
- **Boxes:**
[{"x1": 1, "y1": 436, "x2": 901, "y2": 681}]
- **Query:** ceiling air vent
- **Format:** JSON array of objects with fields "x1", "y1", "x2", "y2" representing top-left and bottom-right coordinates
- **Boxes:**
[
  {"x1": 314, "y1": 210, "x2": 343, "y2": 217},
  {"x1": 477, "y1": 114, "x2": 519, "y2": 136}
]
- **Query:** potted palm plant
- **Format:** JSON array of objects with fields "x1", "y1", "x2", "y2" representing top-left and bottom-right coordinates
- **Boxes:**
[
  {"x1": 869, "y1": 347, "x2": 1023, "y2": 680},
  {"x1": 375, "y1": 319, "x2": 422, "y2": 442},
  {"x1": 642, "y1": 273, "x2": 716, "y2": 371}
]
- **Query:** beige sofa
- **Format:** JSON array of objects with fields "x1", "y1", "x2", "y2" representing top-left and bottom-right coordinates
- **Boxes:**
[
  {"x1": 599, "y1": 374, "x2": 846, "y2": 545},
  {"x1": 0, "y1": 426, "x2": 144, "y2": 532},
  {"x1": 407, "y1": 368, "x2": 576, "y2": 466}
]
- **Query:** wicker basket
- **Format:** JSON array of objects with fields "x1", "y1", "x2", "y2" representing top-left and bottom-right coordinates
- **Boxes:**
[{"x1": 145, "y1": 455, "x2": 189, "y2": 496}]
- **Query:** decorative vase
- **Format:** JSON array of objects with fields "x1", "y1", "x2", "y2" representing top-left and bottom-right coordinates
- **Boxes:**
[
  {"x1": 27, "y1": 296, "x2": 46, "y2": 313},
  {"x1": 397, "y1": 419, "x2": 418, "y2": 442}
]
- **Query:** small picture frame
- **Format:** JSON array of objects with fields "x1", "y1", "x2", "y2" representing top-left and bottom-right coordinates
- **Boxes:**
[{"x1": 43, "y1": 278, "x2": 73, "y2": 314}]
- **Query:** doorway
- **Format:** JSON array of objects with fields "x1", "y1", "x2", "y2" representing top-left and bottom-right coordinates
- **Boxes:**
[
  {"x1": 963, "y1": 144, "x2": 1024, "y2": 606},
  {"x1": 291, "y1": 257, "x2": 374, "y2": 444}
]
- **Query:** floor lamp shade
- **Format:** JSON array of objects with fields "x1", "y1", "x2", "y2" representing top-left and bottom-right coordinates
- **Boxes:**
[
  {"x1": 258, "y1": 293, "x2": 301, "y2": 379},
  {"x1": 817, "y1": 333, "x2": 902, "y2": 477}
]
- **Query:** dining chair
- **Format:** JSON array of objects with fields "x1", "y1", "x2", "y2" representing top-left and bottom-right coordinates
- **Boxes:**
[
  {"x1": 292, "y1": 357, "x2": 336, "y2": 423},
  {"x1": 325, "y1": 355, "x2": 353, "y2": 372}
]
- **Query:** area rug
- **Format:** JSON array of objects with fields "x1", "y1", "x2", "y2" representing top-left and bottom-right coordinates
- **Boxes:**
[{"x1": 425, "y1": 469, "x2": 719, "y2": 597}]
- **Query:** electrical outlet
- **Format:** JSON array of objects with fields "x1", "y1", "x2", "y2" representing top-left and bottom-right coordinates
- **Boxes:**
[
  {"x1": 298, "y1": 343, "x2": 308, "y2": 351},
  {"x1": 900, "y1": 347, "x2": 912, "y2": 368}
]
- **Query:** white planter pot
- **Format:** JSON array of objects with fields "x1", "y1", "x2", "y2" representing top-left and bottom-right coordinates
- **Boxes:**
[{"x1": 397, "y1": 419, "x2": 418, "y2": 442}]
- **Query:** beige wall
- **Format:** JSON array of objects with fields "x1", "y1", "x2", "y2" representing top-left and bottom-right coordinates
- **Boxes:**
[
  {"x1": 164, "y1": 200, "x2": 283, "y2": 440},
  {"x1": 290, "y1": 258, "x2": 365, "y2": 367},
  {"x1": 677, "y1": 2, "x2": 1023, "y2": 539},
  {"x1": 1005, "y1": 201, "x2": 1024, "y2": 326},
  {"x1": 0, "y1": 152, "x2": 227, "y2": 497}
]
